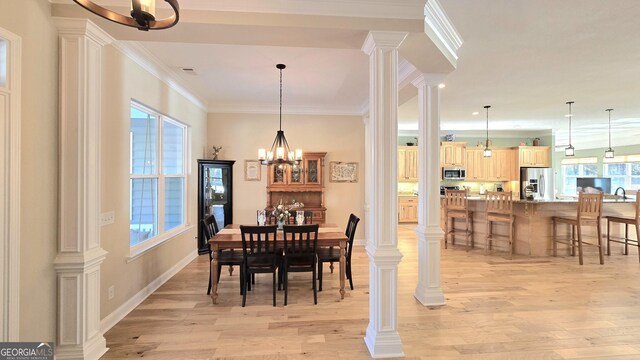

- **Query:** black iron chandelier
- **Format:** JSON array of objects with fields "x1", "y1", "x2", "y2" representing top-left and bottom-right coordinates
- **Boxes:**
[
  {"x1": 258, "y1": 64, "x2": 302, "y2": 167},
  {"x1": 72, "y1": 0, "x2": 179, "y2": 31}
]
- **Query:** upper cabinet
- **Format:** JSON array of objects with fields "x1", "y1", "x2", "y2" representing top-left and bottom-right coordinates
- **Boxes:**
[
  {"x1": 267, "y1": 152, "x2": 326, "y2": 189},
  {"x1": 440, "y1": 142, "x2": 465, "y2": 167},
  {"x1": 518, "y1": 146, "x2": 550, "y2": 167},
  {"x1": 465, "y1": 147, "x2": 516, "y2": 182},
  {"x1": 398, "y1": 146, "x2": 418, "y2": 181},
  {"x1": 465, "y1": 148, "x2": 485, "y2": 181}
]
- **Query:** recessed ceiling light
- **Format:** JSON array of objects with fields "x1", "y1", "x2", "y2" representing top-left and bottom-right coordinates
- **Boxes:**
[
  {"x1": 472, "y1": 111, "x2": 479, "y2": 115},
  {"x1": 438, "y1": 83, "x2": 446, "y2": 88},
  {"x1": 564, "y1": 114, "x2": 572, "y2": 117}
]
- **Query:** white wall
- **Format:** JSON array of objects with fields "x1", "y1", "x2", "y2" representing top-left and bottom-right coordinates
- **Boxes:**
[
  {"x1": 99, "y1": 45, "x2": 207, "y2": 318},
  {"x1": 207, "y1": 113, "x2": 365, "y2": 240}
]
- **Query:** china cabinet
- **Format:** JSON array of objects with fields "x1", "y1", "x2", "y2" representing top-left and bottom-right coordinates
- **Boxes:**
[{"x1": 197, "y1": 159, "x2": 235, "y2": 254}]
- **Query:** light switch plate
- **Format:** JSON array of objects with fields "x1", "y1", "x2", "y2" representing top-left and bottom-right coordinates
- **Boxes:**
[{"x1": 100, "y1": 211, "x2": 115, "y2": 226}]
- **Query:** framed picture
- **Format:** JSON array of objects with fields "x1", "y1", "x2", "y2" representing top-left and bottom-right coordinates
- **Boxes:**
[
  {"x1": 329, "y1": 161, "x2": 358, "y2": 183},
  {"x1": 244, "y1": 160, "x2": 261, "y2": 181}
]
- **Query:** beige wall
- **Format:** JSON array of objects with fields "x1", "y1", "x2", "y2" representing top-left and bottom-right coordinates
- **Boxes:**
[
  {"x1": 99, "y1": 46, "x2": 207, "y2": 318},
  {"x1": 0, "y1": 0, "x2": 59, "y2": 341},
  {"x1": 207, "y1": 113, "x2": 365, "y2": 240}
]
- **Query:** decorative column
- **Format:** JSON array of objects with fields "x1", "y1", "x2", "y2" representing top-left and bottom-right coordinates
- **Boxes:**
[
  {"x1": 361, "y1": 31, "x2": 408, "y2": 358},
  {"x1": 363, "y1": 114, "x2": 371, "y2": 246},
  {"x1": 53, "y1": 19, "x2": 112, "y2": 360},
  {"x1": 413, "y1": 74, "x2": 446, "y2": 306}
]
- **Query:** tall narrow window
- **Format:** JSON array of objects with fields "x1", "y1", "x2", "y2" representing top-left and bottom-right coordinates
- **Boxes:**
[
  {"x1": 0, "y1": 38, "x2": 7, "y2": 88},
  {"x1": 129, "y1": 102, "x2": 187, "y2": 249}
]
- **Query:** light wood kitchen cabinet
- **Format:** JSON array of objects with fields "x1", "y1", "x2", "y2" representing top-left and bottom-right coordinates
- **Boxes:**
[
  {"x1": 440, "y1": 142, "x2": 465, "y2": 167},
  {"x1": 398, "y1": 196, "x2": 418, "y2": 223},
  {"x1": 465, "y1": 148, "x2": 485, "y2": 181},
  {"x1": 518, "y1": 146, "x2": 550, "y2": 167},
  {"x1": 398, "y1": 146, "x2": 418, "y2": 181},
  {"x1": 486, "y1": 148, "x2": 514, "y2": 181}
]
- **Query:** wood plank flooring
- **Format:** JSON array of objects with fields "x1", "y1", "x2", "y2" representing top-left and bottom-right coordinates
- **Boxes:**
[{"x1": 103, "y1": 225, "x2": 640, "y2": 359}]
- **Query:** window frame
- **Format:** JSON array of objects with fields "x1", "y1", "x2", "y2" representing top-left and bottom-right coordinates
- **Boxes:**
[
  {"x1": 129, "y1": 101, "x2": 189, "y2": 257},
  {"x1": 603, "y1": 155, "x2": 640, "y2": 191},
  {"x1": 560, "y1": 157, "x2": 598, "y2": 195}
]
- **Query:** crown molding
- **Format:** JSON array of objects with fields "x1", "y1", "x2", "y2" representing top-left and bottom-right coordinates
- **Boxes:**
[
  {"x1": 424, "y1": 0, "x2": 463, "y2": 62},
  {"x1": 53, "y1": 17, "x2": 114, "y2": 46},
  {"x1": 362, "y1": 31, "x2": 409, "y2": 55},
  {"x1": 208, "y1": 104, "x2": 363, "y2": 116},
  {"x1": 110, "y1": 41, "x2": 209, "y2": 111}
]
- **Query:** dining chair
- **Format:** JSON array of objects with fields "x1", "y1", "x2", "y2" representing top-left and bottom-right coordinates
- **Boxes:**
[
  {"x1": 606, "y1": 196, "x2": 640, "y2": 262},
  {"x1": 282, "y1": 224, "x2": 319, "y2": 305},
  {"x1": 240, "y1": 225, "x2": 280, "y2": 307},
  {"x1": 484, "y1": 191, "x2": 515, "y2": 258},
  {"x1": 317, "y1": 214, "x2": 359, "y2": 291},
  {"x1": 444, "y1": 189, "x2": 474, "y2": 250},
  {"x1": 553, "y1": 192, "x2": 604, "y2": 265},
  {"x1": 202, "y1": 214, "x2": 244, "y2": 295}
]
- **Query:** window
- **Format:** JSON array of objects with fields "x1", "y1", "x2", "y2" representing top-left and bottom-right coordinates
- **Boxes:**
[
  {"x1": 561, "y1": 157, "x2": 598, "y2": 195},
  {"x1": 130, "y1": 102, "x2": 187, "y2": 250},
  {"x1": 0, "y1": 38, "x2": 7, "y2": 88},
  {"x1": 604, "y1": 155, "x2": 640, "y2": 191}
]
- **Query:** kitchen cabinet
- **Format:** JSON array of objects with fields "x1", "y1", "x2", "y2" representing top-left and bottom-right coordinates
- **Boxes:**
[
  {"x1": 398, "y1": 146, "x2": 418, "y2": 181},
  {"x1": 197, "y1": 159, "x2": 235, "y2": 254},
  {"x1": 465, "y1": 147, "x2": 515, "y2": 181},
  {"x1": 518, "y1": 146, "x2": 550, "y2": 167},
  {"x1": 398, "y1": 196, "x2": 418, "y2": 223},
  {"x1": 440, "y1": 142, "x2": 466, "y2": 167},
  {"x1": 465, "y1": 148, "x2": 485, "y2": 181}
]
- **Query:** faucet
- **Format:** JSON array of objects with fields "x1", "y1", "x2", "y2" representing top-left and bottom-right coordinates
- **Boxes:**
[{"x1": 614, "y1": 187, "x2": 627, "y2": 200}]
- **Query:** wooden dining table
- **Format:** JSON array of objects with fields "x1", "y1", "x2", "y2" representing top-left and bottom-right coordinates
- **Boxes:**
[{"x1": 209, "y1": 223, "x2": 348, "y2": 304}]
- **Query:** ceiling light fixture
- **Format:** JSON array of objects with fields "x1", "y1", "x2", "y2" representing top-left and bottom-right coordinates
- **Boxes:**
[
  {"x1": 565, "y1": 101, "x2": 575, "y2": 157},
  {"x1": 258, "y1": 64, "x2": 302, "y2": 167},
  {"x1": 72, "y1": 0, "x2": 179, "y2": 31},
  {"x1": 472, "y1": 111, "x2": 479, "y2": 116},
  {"x1": 605, "y1": 108, "x2": 614, "y2": 159},
  {"x1": 483, "y1": 105, "x2": 492, "y2": 158},
  {"x1": 438, "y1": 83, "x2": 446, "y2": 89}
]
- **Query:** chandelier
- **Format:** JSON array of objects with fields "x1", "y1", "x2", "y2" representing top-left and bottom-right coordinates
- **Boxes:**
[
  {"x1": 72, "y1": 0, "x2": 179, "y2": 31},
  {"x1": 258, "y1": 64, "x2": 302, "y2": 166}
]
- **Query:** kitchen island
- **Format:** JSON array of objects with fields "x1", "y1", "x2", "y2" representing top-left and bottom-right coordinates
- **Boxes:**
[{"x1": 443, "y1": 196, "x2": 637, "y2": 256}]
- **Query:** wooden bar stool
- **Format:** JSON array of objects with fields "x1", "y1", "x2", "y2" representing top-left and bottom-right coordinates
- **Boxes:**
[
  {"x1": 485, "y1": 191, "x2": 514, "y2": 259},
  {"x1": 444, "y1": 189, "x2": 474, "y2": 250},
  {"x1": 606, "y1": 196, "x2": 640, "y2": 262},
  {"x1": 552, "y1": 192, "x2": 604, "y2": 265}
]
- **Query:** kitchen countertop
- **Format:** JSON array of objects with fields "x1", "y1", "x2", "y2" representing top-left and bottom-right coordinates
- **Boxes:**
[
  {"x1": 398, "y1": 193, "x2": 418, "y2": 197},
  {"x1": 462, "y1": 195, "x2": 636, "y2": 204}
]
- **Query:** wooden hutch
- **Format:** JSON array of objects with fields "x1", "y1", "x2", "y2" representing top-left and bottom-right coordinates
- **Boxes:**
[{"x1": 266, "y1": 152, "x2": 326, "y2": 223}]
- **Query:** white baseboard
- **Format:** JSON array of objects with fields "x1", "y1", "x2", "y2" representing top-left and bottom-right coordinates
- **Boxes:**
[{"x1": 100, "y1": 249, "x2": 198, "y2": 333}]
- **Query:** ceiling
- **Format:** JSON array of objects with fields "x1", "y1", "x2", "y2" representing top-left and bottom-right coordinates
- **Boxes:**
[{"x1": 55, "y1": 0, "x2": 640, "y2": 150}]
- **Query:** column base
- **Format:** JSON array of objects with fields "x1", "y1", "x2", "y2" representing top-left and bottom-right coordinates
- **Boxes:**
[
  {"x1": 55, "y1": 333, "x2": 107, "y2": 360},
  {"x1": 414, "y1": 287, "x2": 445, "y2": 306},
  {"x1": 415, "y1": 225, "x2": 446, "y2": 306},
  {"x1": 364, "y1": 323, "x2": 405, "y2": 358}
]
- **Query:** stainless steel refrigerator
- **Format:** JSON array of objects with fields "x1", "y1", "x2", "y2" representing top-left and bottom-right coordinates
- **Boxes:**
[{"x1": 520, "y1": 167, "x2": 554, "y2": 200}]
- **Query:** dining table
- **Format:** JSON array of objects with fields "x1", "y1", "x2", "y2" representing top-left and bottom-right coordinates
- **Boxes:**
[{"x1": 208, "y1": 223, "x2": 349, "y2": 304}]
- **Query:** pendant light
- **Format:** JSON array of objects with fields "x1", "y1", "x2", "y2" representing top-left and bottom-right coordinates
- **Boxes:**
[
  {"x1": 565, "y1": 101, "x2": 575, "y2": 157},
  {"x1": 258, "y1": 64, "x2": 302, "y2": 167},
  {"x1": 483, "y1": 105, "x2": 492, "y2": 157},
  {"x1": 605, "y1": 108, "x2": 614, "y2": 159},
  {"x1": 72, "y1": 0, "x2": 179, "y2": 31}
]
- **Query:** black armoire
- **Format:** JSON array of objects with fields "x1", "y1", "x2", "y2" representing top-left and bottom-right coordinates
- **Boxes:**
[{"x1": 197, "y1": 159, "x2": 235, "y2": 254}]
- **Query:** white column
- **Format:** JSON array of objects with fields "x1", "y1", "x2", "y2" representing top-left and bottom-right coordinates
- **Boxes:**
[
  {"x1": 413, "y1": 74, "x2": 446, "y2": 306},
  {"x1": 53, "y1": 19, "x2": 112, "y2": 360},
  {"x1": 361, "y1": 31, "x2": 407, "y2": 358},
  {"x1": 363, "y1": 114, "x2": 371, "y2": 246}
]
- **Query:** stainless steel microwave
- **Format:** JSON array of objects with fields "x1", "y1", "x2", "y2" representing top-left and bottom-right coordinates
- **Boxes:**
[{"x1": 442, "y1": 168, "x2": 466, "y2": 180}]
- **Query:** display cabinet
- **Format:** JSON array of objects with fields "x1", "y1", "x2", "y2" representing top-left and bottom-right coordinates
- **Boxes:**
[{"x1": 197, "y1": 159, "x2": 235, "y2": 254}]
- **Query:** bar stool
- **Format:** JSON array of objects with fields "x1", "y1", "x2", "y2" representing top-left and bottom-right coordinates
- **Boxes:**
[
  {"x1": 606, "y1": 196, "x2": 640, "y2": 262},
  {"x1": 444, "y1": 189, "x2": 474, "y2": 250},
  {"x1": 552, "y1": 192, "x2": 604, "y2": 265},
  {"x1": 485, "y1": 191, "x2": 514, "y2": 259}
]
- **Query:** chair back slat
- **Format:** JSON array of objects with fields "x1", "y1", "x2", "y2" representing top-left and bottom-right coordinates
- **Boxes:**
[
  {"x1": 576, "y1": 192, "x2": 603, "y2": 220},
  {"x1": 283, "y1": 224, "x2": 319, "y2": 255},
  {"x1": 202, "y1": 214, "x2": 219, "y2": 240},
  {"x1": 445, "y1": 189, "x2": 469, "y2": 211},
  {"x1": 635, "y1": 196, "x2": 640, "y2": 224},
  {"x1": 486, "y1": 191, "x2": 513, "y2": 215},
  {"x1": 345, "y1": 214, "x2": 360, "y2": 261},
  {"x1": 240, "y1": 225, "x2": 278, "y2": 257}
]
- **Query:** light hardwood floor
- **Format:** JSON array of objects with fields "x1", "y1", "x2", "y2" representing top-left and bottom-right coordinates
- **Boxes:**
[{"x1": 104, "y1": 225, "x2": 640, "y2": 359}]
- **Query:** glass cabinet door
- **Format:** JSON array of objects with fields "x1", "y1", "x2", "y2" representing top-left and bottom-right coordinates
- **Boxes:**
[
  {"x1": 271, "y1": 165, "x2": 287, "y2": 185},
  {"x1": 197, "y1": 159, "x2": 235, "y2": 254},
  {"x1": 305, "y1": 158, "x2": 320, "y2": 185},
  {"x1": 289, "y1": 163, "x2": 304, "y2": 185}
]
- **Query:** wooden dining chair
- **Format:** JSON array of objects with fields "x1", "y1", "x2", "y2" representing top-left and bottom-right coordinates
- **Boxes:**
[
  {"x1": 202, "y1": 214, "x2": 244, "y2": 295},
  {"x1": 282, "y1": 224, "x2": 319, "y2": 305},
  {"x1": 553, "y1": 192, "x2": 604, "y2": 265},
  {"x1": 240, "y1": 225, "x2": 280, "y2": 307},
  {"x1": 606, "y1": 196, "x2": 640, "y2": 262},
  {"x1": 444, "y1": 189, "x2": 474, "y2": 250},
  {"x1": 318, "y1": 214, "x2": 359, "y2": 291},
  {"x1": 484, "y1": 191, "x2": 515, "y2": 258}
]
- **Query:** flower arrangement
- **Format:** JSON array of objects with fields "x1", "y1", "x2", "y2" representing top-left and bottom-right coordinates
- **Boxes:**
[{"x1": 272, "y1": 203, "x2": 290, "y2": 226}]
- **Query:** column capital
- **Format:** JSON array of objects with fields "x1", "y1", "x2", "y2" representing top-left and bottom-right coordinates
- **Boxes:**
[
  {"x1": 361, "y1": 31, "x2": 408, "y2": 55},
  {"x1": 54, "y1": 18, "x2": 114, "y2": 46},
  {"x1": 411, "y1": 73, "x2": 448, "y2": 88}
]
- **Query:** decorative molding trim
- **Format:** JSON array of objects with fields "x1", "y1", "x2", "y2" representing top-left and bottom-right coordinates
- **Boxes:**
[
  {"x1": 0, "y1": 25, "x2": 21, "y2": 342},
  {"x1": 53, "y1": 17, "x2": 114, "y2": 46},
  {"x1": 110, "y1": 41, "x2": 209, "y2": 112},
  {"x1": 208, "y1": 103, "x2": 363, "y2": 116},
  {"x1": 411, "y1": 73, "x2": 447, "y2": 88},
  {"x1": 362, "y1": 31, "x2": 409, "y2": 55},
  {"x1": 101, "y1": 250, "x2": 198, "y2": 333},
  {"x1": 424, "y1": 0, "x2": 463, "y2": 62}
]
